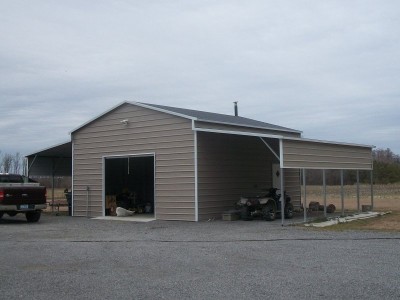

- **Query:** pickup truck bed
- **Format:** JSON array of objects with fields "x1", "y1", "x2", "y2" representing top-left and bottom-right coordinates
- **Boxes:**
[{"x1": 0, "y1": 174, "x2": 47, "y2": 222}]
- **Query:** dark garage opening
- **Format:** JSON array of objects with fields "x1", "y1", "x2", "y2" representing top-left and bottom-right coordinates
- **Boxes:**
[{"x1": 104, "y1": 155, "x2": 154, "y2": 216}]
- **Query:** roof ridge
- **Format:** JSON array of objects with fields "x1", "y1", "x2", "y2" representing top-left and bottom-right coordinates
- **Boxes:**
[{"x1": 138, "y1": 102, "x2": 301, "y2": 134}]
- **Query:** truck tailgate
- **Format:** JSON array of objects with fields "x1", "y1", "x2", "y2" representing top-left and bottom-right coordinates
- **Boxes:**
[{"x1": 0, "y1": 186, "x2": 46, "y2": 205}]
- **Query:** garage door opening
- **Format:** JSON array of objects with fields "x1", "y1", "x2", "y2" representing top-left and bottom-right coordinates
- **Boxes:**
[{"x1": 104, "y1": 155, "x2": 155, "y2": 217}]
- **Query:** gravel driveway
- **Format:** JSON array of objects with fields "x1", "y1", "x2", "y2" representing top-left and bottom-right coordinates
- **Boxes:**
[{"x1": 1, "y1": 214, "x2": 399, "y2": 299}]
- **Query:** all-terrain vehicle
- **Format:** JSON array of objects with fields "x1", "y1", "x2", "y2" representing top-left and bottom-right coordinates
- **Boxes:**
[{"x1": 237, "y1": 188, "x2": 294, "y2": 221}]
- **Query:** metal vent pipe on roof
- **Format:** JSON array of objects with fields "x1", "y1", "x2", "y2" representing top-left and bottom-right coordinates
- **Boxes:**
[{"x1": 234, "y1": 101, "x2": 238, "y2": 116}]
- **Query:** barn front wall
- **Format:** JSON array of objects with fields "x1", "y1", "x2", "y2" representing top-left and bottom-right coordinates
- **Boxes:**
[{"x1": 72, "y1": 103, "x2": 196, "y2": 221}]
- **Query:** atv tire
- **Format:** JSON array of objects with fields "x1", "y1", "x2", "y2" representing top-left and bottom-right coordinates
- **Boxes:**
[
  {"x1": 262, "y1": 203, "x2": 276, "y2": 221},
  {"x1": 284, "y1": 202, "x2": 294, "y2": 219}
]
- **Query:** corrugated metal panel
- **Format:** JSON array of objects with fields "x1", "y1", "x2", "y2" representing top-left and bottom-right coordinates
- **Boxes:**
[
  {"x1": 197, "y1": 132, "x2": 274, "y2": 221},
  {"x1": 72, "y1": 103, "x2": 195, "y2": 221},
  {"x1": 284, "y1": 169, "x2": 301, "y2": 209},
  {"x1": 28, "y1": 156, "x2": 72, "y2": 177},
  {"x1": 282, "y1": 139, "x2": 373, "y2": 170}
]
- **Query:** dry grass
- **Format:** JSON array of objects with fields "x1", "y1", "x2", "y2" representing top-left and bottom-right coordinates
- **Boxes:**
[
  {"x1": 304, "y1": 183, "x2": 400, "y2": 231},
  {"x1": 44, "y1": 188, "x2": 69, "y2": 213},
  {"x1": 303, "y1": 183, "x2": 400, "y2": 211}
]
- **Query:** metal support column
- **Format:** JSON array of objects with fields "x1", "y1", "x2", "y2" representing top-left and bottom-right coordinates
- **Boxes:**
[
  {"x1": 341, "y1": 169, "x2": 344, "y2": 216},
  {"x1": 370, "y1": 170, "x2": 374, "y2": 210},
  {"x1": 356, "y1": 170, "x2": 360, "y2": 212},
  {"x1": 303, "y1": 169, "x2": 307, "y2": 222},
  {"x1": 280, "y1": 167, "x2": 285, "y2": 226},
  {"x1": 51, "y1": 158, "x2": 55, "y2": 213},
  {"x1": 323, "y1": 169, "x2": 327, "y2": 218},
  {"x1": 86, "y1": 186, "x2": 90, "y2": 218}
]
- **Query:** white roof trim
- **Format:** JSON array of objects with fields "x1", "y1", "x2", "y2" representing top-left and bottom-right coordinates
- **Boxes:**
[
  {"x1": 70, "y1": 101, "x2": 198, "y2": 134},
  {"x1": 193, "y1": 127, "x2": 284, "y2": 139},
  {"x1": 70, "y1": 101, "x2": 128, "y2": 134},
  {"x1": 130, "y1": 101, "x2": 198, "y2": 121},
  {"x1": 194, "y1": 127, "x2": 374, "y2": 150},
  {"x1": 282, "y1": 136, "x2": 375, "y2": 149},
  {"x1": 195, "y1": 119, "x2": 302, "y2": 134}
]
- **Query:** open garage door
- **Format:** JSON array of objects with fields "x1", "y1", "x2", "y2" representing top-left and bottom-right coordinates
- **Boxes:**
[{"x1": 104, "y1": 155, "x2": 155, "y2": 217}]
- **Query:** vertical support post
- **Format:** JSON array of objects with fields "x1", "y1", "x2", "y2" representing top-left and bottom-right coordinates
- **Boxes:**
[
  {"x1": 52, "y1": 174, "x2": 55, "y2": 213},
  {"x1": 370, "y1": 170, "x2": 374, "y2": 210},
  {"x1": 356, "y1": 170, "x2": 360, "y2": 212},
  {"x1": 303, "y1": 169, "x2": 307, "y2": 222},
  {"x1": 86, "y1": 186, "x2": 90, "y2": 218},
  {"x1": 280, "y1": 167, "x2": 285, "y2": 226},
  {"x1": 341, "y1": 169, "x2": 344, "y2": 216},
  {"x1": 323, "y1": 169, "x2": 327, "y2": 218},
  {"x1": 194, "y1": 130, "x2": 199, "y2": 222},
  {"x1": 51, "y1": 158, "x2": 55, "y2": 213}
]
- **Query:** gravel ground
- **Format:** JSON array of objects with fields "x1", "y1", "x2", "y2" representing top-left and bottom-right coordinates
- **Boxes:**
[{"x1": 0, "y1": 213, "x2": 399, "y2": 300}]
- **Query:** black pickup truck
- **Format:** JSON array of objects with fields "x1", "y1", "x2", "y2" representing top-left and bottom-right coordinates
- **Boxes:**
[{"x1": 0, "y1": 174, "x2": 47, "y2": 222}]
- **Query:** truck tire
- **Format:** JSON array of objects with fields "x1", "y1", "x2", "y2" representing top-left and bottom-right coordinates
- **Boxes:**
[
  {"x1": 262, "y1": 202, "x2": 276, "y2": 221},
  {"x1": 240, "y1": 207, "x2": 252, "y2": 221},
  {"x1": 284, "y1": 203, "x2": 294, "y2": 219},
  {"x1": 26, "y1": 211, "x2": 41, "y2": 223},
  {"x1": 0, "y1": 212, "x2": 3, "y2": 219}
]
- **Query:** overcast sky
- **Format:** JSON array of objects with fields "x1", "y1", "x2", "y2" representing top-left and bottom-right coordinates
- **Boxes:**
[{"x1": 1, "y1": 0, "x2": 399, "y2": 156}]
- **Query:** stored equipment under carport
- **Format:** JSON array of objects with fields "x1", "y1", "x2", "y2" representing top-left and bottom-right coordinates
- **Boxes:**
[{"x1": 238, "y1": 188, "x2": 294, "y2": 221}]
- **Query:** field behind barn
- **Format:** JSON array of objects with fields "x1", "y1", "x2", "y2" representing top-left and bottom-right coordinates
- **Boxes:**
[{"x1": 303, "y1": 183, "x2": 400, "y2": 211}]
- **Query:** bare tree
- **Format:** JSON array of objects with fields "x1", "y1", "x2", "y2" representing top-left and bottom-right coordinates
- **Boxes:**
[
  {"x1": 12, "y1": 152, "x2": 23, "y2": 174},
  {"x1": 1, "y1": 153, "x2": 13, "y2": 173}
]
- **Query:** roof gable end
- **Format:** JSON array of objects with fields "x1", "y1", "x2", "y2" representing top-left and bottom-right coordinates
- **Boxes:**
[{"x1": 70, "y1": 101, "x2": 301, "y2": 135}]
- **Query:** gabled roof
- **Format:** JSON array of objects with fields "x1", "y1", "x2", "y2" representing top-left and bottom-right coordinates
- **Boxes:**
[
  {"x1": 137, "y1": 102, "x2": 301, "y2": 134},
  {"x1": 71, "y1": 101, "x2": 301, "y2": 134}
]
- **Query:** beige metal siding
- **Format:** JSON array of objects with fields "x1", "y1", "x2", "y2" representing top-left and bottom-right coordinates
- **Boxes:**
[
  {"x1": 282, "y1": 139, "x2": 373, "y2": 170},
  {"x1": 195, "y1": 121, "x2": 301, "y2": 138},
  {"x1": 284, "y1": 169, "x2": 301, "y2": 209},
  {"x1": 72, "y1": 103, "x2": 195, "y2": 221},
  {"x1": 197, "y1": 132, "x2": 275, "y2": 220}
]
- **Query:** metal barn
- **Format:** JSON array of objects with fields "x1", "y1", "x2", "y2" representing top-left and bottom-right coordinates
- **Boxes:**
[{"x1": 27, "y1": 102, "x2": 374, "y2": 222}]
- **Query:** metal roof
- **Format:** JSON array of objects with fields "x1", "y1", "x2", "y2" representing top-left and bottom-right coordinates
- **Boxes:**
[
  {"x1": 71, "y1": 101, "x2": 302, "y2": 134},
  {"x1": 26, "y1": 141, "x2": 72, "y2": 158},
  {"x1": 137, "y1": 102, "x2": 301, "y2": 134}
]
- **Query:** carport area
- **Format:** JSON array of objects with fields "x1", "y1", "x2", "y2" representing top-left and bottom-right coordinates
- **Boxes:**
[
  {"x1": 193, "y1": 127, "x2": 374, "y2": 224},
  {"x1": 26, "y1": 141, "x2": 72, "y2": 212},
  {"x1": 281, "y1": 137, "x2": 374, "y2": 223}
]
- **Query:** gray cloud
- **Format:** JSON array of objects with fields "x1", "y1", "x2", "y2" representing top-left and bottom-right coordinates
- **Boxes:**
[{"x1": 1, "y1": 0, "x2": 399, "y2": 155}]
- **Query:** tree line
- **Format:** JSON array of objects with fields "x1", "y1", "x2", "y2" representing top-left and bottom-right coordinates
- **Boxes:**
[
  {"x1": 0, "y1": 151, "x2": 24, "y2": 174},
  {"x1": 304, "y1": 148, "x2": 400, "y2": 185}
]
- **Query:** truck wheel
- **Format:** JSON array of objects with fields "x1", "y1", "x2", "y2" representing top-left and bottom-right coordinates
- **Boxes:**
[
  {"x1": 284, "y1": 203, "x2": 294, "y2": 219},
  {"x1": 262, "y1": 203, "x2": 276, "y2": 221},
  {"x1": 0, "y1": 212, "x2": 3, "y2": 219},
  {"x1": 240, "y1": 207, "x2": 252, "y2": 221},
  {"x1": 26, "y1": 211, "x2": 41, "y2": 223}
]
